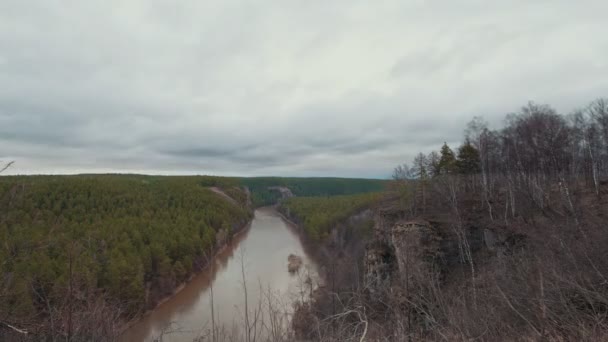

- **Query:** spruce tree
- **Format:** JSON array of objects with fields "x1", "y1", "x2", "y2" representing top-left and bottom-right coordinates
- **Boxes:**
[
  {"x1": 456, "y1": 141, "x2": 481, "y2": 174},
  {"x1": 438, "y1": 143, "x2": 457, "y2": 174}
]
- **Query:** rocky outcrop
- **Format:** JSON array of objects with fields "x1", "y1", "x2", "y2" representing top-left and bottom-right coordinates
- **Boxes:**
[
  {"x1": 364, "y1": 240, "x2": 394, "y2": 291},
  {"x1": 365, "y1": 218, "x2": 441, "y2": 292},
  {"x1": 288, "y1": 254, "x2": 303, "y2": 273},
  {"x1": 391, "y1": 220, "x2": 441, "y2": 286},
  {"x1": 364, "y1": 202, "x2": 501, "y2": 295},
  {"x1": 268, "y1": 186, "x2": 295, "y2": 199}
]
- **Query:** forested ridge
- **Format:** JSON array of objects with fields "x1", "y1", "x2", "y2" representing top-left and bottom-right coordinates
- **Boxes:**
[
  {"x1": 241, "y1": 177, "x2": 387, "y2": 207},
  {"x1": 278, "y1": 193, "x2": 378, "y2": 241},
  {"x1": 0, "y1": 175, "x2": 252, "y2": 339}
]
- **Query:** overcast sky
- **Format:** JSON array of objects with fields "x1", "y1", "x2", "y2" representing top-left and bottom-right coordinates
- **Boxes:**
[{"x1": 1, "y1": 1, "x2": 607, "y2": 178}]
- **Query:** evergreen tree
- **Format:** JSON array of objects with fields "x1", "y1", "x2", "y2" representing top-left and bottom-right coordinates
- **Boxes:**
[
  {"x1": 438, "y1": 143, "x2": 457, "y2": 174},
  {"x1": 427, "y1": 151, "x2": 441, "y2": 177},
  {"x1": 411, "y1": 153, "x2": 429, "y2": 180},
  {"x1": 456, "y1": 141, "x2": 481, "y2": 174}
]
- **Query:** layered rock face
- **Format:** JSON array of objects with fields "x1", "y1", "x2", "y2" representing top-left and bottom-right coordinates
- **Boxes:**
[
  {"x1": 365, "y1": 213, "x2": 441, "y2": 293},
  {"x1": 364, "y1": 204, "x2": 498, "y2": 294},
  {"x1": 390, "y1": 220, "x2": 441, "y2": 286},
  {"x1": 364, "y1": 240, "x2": 394, "y2": 291}
]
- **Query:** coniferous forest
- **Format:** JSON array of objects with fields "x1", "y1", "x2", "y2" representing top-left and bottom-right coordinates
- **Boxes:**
[
  {"x1": 278, "y1": 193, "x2": 379, "y2": 241},
  {"x1": 0, "y1": 174, "x2": 386, "y2": 339},
  {"x1": 0, "y1": 175, "x2": 252, "y2": 337}
]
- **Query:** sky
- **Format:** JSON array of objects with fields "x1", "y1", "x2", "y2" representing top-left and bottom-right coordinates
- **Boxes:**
[{"x1": 1, "y1": 1, "x2": 607, "y2": 178}]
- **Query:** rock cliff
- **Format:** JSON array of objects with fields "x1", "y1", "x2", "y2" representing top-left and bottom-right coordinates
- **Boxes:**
[{"x1": 364, "y1": 201, "x2": 506, "y2": 296}]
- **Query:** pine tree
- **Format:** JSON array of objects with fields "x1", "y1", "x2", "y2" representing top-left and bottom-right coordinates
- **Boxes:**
[
  {"x1": 411, "y1": 153, "x2": 429, "y2": 180},
  {"x1": 456, "y1": 141, "x2": 481, "y2": 174},
  {"x1": 427, "y1": 151, "x2": 441, "y2": 177},
  {"x1": 438, "y1": 143, "x2": 457, "y2": 174}
]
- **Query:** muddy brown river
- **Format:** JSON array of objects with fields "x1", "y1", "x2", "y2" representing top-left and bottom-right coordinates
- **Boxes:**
[{"x1": 120, "y1": 208, "x2": 319, "y2": 342}]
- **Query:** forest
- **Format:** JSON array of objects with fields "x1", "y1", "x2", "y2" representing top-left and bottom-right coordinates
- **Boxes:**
[
  {"x1": 0, "y1": 175, "x2": 252, "y2": 339},
  {"x1": 288, "y1": 98, "x2": 608, "y2": 341},
  {"x1": 241, "y1": 177, "x2": 387, "y2": 207},
  {"x1": 0, "y1": 174, "x2": 387, "y2": 340},
  {"x1": 278, "y1": 192, "x2": 379, "y2": 241}
]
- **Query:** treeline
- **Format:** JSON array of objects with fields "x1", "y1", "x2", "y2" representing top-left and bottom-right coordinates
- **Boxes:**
[
  {"x1": 373, "y1": 98, "x2": 608, "y2": 340},
  {"x1": 395, "y1": 98, "x2": 608, "y2": 215},
  {"x1": 279, "y1": 192, "x2": 379, "y2": 241},
  {"x1": 0, "y1": 175, "x2": 251, "y2": 339},
  {"x1": 150, "y1": 98, "x2": 608, "y2": 340},
  {"x1": 242, "y1": 177, "x2": 387, "y2": 207},
  {"x1": 287, "y1": 99, "x2": 608, "y2": 341}
]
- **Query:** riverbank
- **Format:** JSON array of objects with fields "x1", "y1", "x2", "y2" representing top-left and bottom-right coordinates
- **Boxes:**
[
  {"x1": 118, "y1": 219, "x2": 253, "y2": 336},
  {"x1": 120, "y1": 208, "x2": 320, "y2": 342},
  {"x1": 275, "y1": 203, "x2": 375, "y2": 340},
  {"x1": 275, "y1": 203, "x2": 372, "y2": 269}
]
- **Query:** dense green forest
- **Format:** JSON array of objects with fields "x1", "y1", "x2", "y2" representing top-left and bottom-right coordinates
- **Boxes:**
[
  {"x1": 0, "y1": 175, "x2": 252, "y2": 337},
  {"x1": 0, "y1": 174, "x2": 388, "y2": 339},
  {"x1": 241, "y1": 177, "x2": 387, "y2": 207},
  {"x1": 279, "y1": 192, "x2": 379, "y2": 241}
]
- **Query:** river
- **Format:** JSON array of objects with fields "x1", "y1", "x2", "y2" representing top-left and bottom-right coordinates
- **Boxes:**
[{"x1": 120, "y1": 208, "x2": 319, "y2": 342}]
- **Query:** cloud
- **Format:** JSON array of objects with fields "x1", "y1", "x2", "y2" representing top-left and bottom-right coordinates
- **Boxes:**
[{"x1": 1, "y1": 0, "x2": 607, "y2": 177}]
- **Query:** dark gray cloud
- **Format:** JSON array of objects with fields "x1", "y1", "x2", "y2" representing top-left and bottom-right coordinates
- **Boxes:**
[{"x1": 1, "y1": 0, "x2": 607, "y2": 177}]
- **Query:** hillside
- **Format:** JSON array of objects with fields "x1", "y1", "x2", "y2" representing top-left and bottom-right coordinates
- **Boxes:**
[
  {"x1": 0, "y1": 175, "x2": 252, "y2": 338},
  {"x1": 286, "y1": 100, "x2": 608, "y2": 341},
  {"x1": 278, "y1": 192, "x2": 379, "y2": 241}
]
